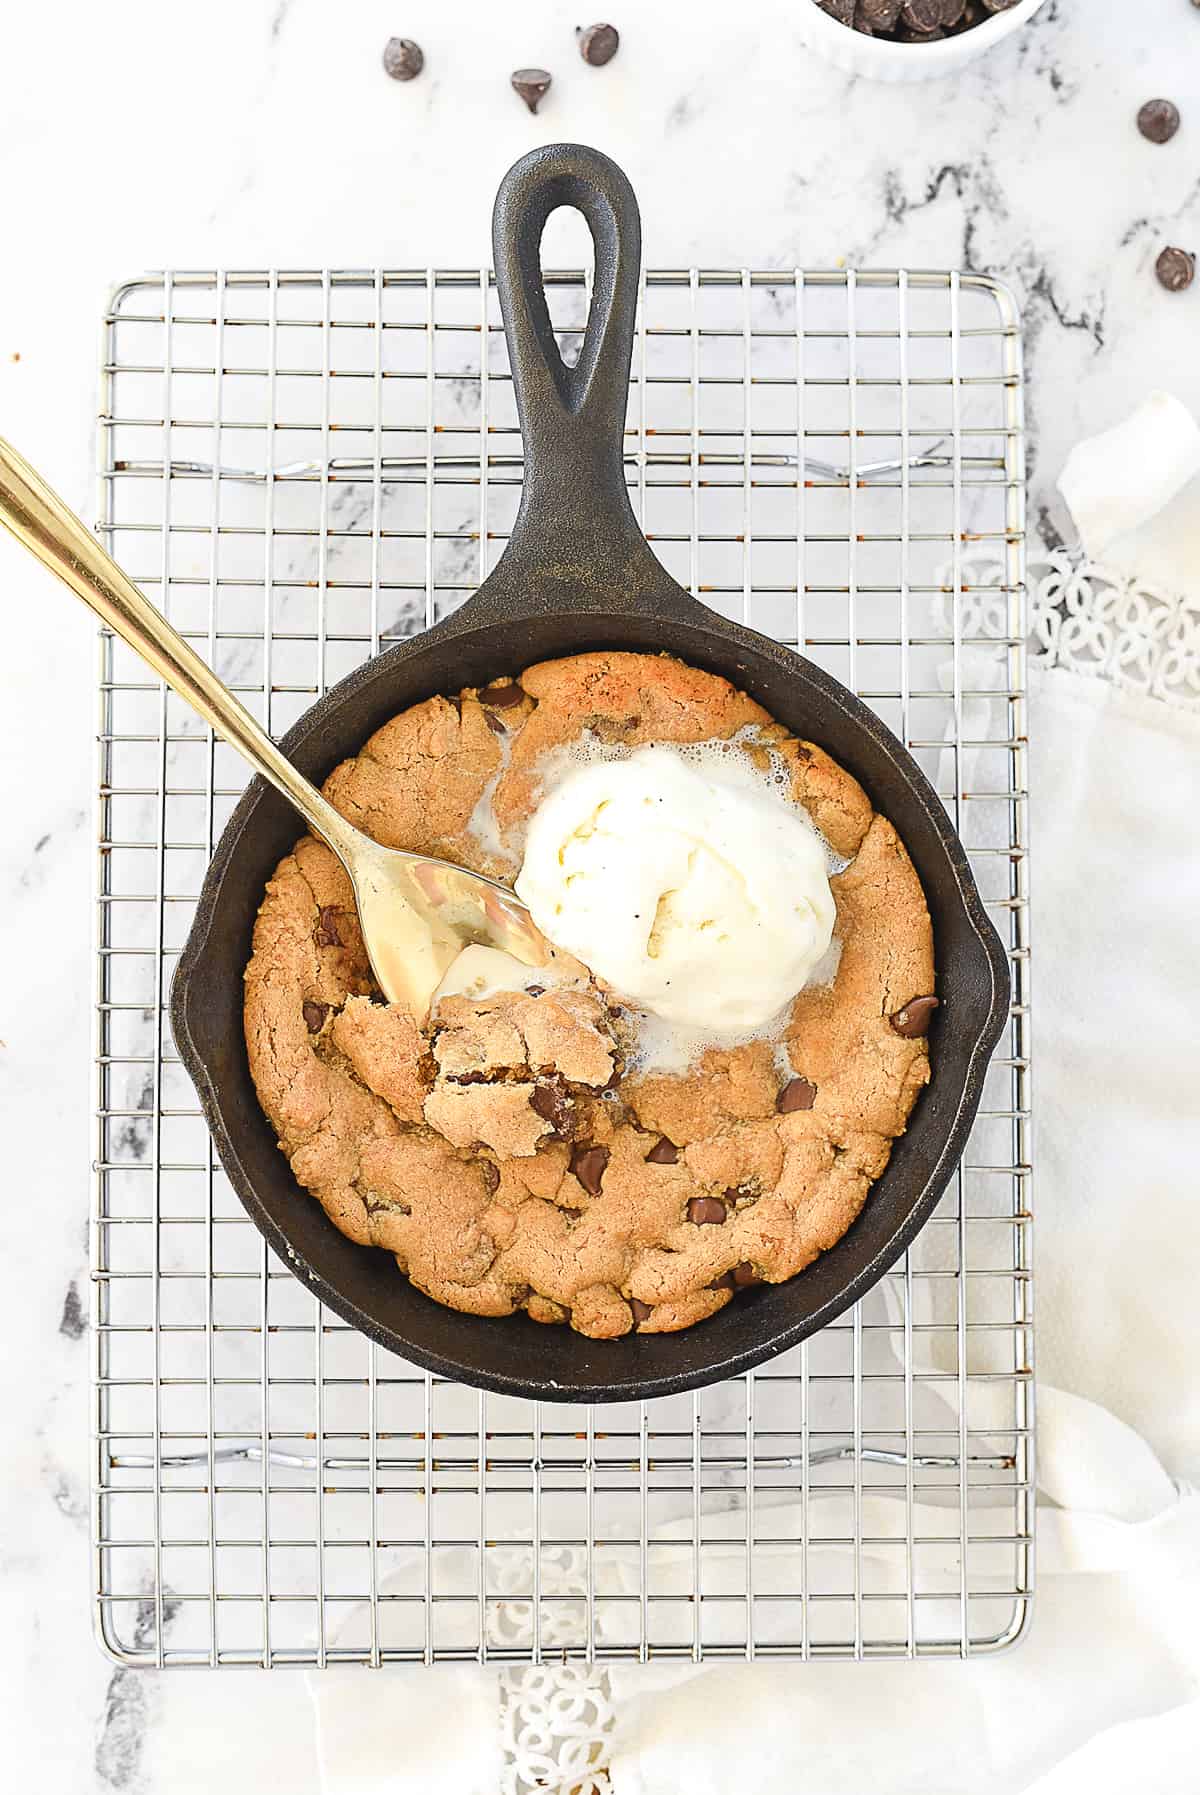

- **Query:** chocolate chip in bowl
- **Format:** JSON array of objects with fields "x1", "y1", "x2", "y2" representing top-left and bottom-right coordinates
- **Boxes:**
[{"x1": 802, "y1": 0, "x2": 1049, "y2": 79}]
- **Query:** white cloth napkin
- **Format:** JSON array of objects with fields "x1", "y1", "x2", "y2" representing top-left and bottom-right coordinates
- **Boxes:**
[{"x1": 1028, "y1": 672, "x2": 1200, "y2": 1482}]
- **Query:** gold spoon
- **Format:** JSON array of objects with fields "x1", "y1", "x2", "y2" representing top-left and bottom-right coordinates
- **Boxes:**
[{"x1": 0, "y1": 434, "x2": 550, "y2": 1019}]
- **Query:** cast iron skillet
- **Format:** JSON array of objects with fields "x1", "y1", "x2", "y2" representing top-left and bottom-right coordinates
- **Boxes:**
[{"x1": 172, "y1": 143, "x2": 1010, "y2": 1404}]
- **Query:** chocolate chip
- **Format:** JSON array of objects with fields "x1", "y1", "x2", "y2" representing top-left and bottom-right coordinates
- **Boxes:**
[
  {"x1": 710, "y1": 1261, "x2": 762, "y2": 1292},
  {"x1": 1156, "y1": 246, "x2": 1195, "y2": 292},
  {"x1": 822, "y1": 0, "x2": 1003, "y2": 33},
  {"x1": 1138, "y1": 99, "x2": 1181, "y2": 144},
  {"x1": 530, "y1": 1079, "x2": 573, "y2": 1135},
  {"x1": 578, "y1": 22, "x2": 620, "y2": 64},
  {"x1": 302, "y1": 1000, "x2": 327, "y2": 1034},
  {"x1": 900, "y1": 0, "x2": 943, "y2": 28},
  {"x1": 480, "y1": 1161, "x2": 500, "y2": 1195},
  {"x1": 687, "y1": 1196, "x2": 727, "y2": 1225},
  {"x1": 481, "y1": 679, "x2": 524, "y2": 708},
  {"x1": 569, "y1": 1143, "x2": 610, "y2": 1195},
  {"x1": 646, "y1": 1136, "x2": 679, "y2": 1165},
  {"x1": 777, "y1": 1076, "x2": 817, "y2": 1114},
  {"x1": 484, "y1": 709, "x2": 508, "y2": 735},
  {"x1": 560, "y1": 1206, "x2": 582, "y2": 1222},
  {"x1": 525, "y1": 984, "x2": 546, "y2": 997},
  {"x1": 599, "y1": 1061, "x2": 623, "y2": 1094},
  {"x1": 628, "y1": 1296, "x2": 653, "y2": 1324},
  {"x1": 890, "y1": 995, "x2": 939, "y2": 1038},
  {"x1": 314, "y1": 905, "x2": 342, "y2": 948},
  {"x1": 511, "y1": 69, "x2": 552, "y2": 113},
  {"x1": 856, "y1": 0, "x2": 901, "y2": 25},
  {"x1": 382, "y1": 36, "x2": 424, "y2": 81}
]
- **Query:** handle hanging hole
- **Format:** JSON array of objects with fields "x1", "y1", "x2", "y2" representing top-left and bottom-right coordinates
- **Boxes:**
[{"x1": 539, "y1": 203, "x2": 598, "y2": 372}]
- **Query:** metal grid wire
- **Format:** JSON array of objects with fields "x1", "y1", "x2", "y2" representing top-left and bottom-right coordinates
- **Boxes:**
[{"x1": 93, "y1": 265, "x2": 1032, "y2": 1668}]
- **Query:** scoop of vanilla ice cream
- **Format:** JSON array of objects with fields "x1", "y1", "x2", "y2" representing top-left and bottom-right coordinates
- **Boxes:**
[{"x1": 514, "y1": 744, "x2": 835, "y2": 1033}]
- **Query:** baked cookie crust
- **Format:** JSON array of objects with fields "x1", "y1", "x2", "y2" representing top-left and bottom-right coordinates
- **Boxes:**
[{"x1": 243, "y1": 653, "x2": 935, "y2": 1339}]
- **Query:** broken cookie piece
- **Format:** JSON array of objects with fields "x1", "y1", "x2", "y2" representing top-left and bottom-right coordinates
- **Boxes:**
[
  {"x1": 423, "y1": 1080, "x2": 552, "y2": 1157},
  {"x1": 431, "y1": 985, "x2": 616, "y2": 1089}
]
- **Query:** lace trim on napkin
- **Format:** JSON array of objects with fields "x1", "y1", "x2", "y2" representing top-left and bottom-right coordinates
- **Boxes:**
[
  {"x1": 962, "y1": 550, "x2": 1200, "y2": 710},
  {"x1": 487, "y1": 1545, "x2": 614, "y2": 1794},
  {"x1": 500, "y1": 1666, "x2": 614, "y2": 1795}
]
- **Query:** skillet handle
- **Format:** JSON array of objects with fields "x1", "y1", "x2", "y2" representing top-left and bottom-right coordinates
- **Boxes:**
[{"x1": 490, "y1": 143, "x2": 655, "y2": 585}]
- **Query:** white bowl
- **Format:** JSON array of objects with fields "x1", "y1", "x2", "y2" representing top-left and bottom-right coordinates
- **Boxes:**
[{"x1": 795, "y1": 0, "x2": 1050, "y2": 82}]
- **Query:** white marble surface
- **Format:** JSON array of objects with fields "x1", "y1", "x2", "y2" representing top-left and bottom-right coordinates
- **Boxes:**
[{"x1": 1, "y1": 0, "x2": 1198, "y2": 1788}]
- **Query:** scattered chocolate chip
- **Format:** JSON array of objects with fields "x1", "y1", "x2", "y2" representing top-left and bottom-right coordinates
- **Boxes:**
[
  {"x1": 302, "y1": 1000, "x2": 328, "y2": 1034},
  {"x1": 777, "y1": 1076, "x2": 817, "y2": 1113},
  {"x1": 484, "y1": 709, "x2": 509, "y2": 736},
  {"x1": 382, "y1": 36, "x2": 424, "y2": 80},
  {"x1": 1156, "y1": 246, "x2": 1195, "y2": 292},
  {"x1": 607, "y1": 1004, "x2": 625, "y2": 1020},
  {"x1": 530, "y1": 1079, "x2": 574, "y2": 1135},
  {"x1": 628, "y1": 1296, "x2": 653, "y2": 1324},
  {"x1": 569, "y1": 1143, "x2": 610, "y2": 1195},
  {"x1": 646, "y1": 1136, "x2": 679, "y2": 1165},
  {"x1": 481, "y1": 679, "x2": 524, "y2": 708},
  {"x1": 511, "y1": 69, "x2": 552, "y2": 114},
  {"x1": 890, "y1": 995, "x2": 939, "y2": 1038},
  {"x1": 560, "y1": 1205, "x2": 582, "y2": 1221},
  {"x1": 687, "y1": 1196, "x2": 727, "y2": 1225},
  {"x1": 480, "y1": 1161, "x2": 500, "y2": 1195},
  {"x1": 525, "y1": 984, "x2": 546, "y2": 997},
  {"x1": 314, "y1": 906, "x2": 342, "y2": 948},
  {"x1": 577, "y1": 21, "x2": 620, "y2": 64},
  {"x1": 1138, "y1": 98, "x2": 1181, "y2": 144}
]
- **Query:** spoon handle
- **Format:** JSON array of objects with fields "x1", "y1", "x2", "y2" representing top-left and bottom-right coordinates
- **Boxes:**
[{"x1": 0, "y1": 434, "x2": 358, "y2": 859}]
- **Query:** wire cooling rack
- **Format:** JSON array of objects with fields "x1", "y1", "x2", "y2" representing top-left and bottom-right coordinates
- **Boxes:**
[{"x1": 93, "y1": 266, "x2": 1032, "y2": 1668}]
